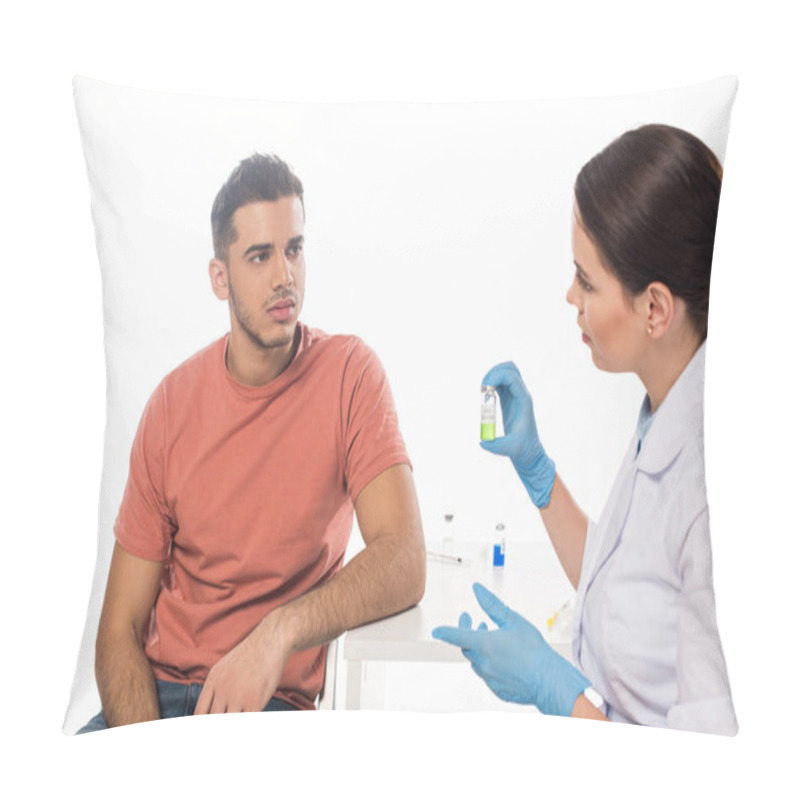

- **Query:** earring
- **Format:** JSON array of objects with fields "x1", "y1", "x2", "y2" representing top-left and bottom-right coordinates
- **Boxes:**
[{"x1": 647, "y1": 326, "x2": 653, "y2": 335}]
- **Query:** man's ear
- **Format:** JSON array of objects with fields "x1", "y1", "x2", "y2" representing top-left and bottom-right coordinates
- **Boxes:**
[
  {"x1": 643, "y1": 281, "x2": 675, "y2": 339},
  {"x1": 209, "y1": 258, "x2": 230, "y2": 301}
]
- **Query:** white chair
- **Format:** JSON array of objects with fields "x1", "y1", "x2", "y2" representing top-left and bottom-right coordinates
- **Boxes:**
[{"x1": 316, "y1": 637, "x2": 339, "y2": 710}]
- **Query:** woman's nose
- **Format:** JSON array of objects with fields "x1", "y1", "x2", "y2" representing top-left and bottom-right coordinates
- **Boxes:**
[{"x1": 566, "y1": 278, "x2": 577, "y2": 308}]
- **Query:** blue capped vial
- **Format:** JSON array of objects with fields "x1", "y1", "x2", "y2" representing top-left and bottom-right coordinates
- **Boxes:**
[{"x1": 492, "y1": 523, "x2": 505, "y2": 567}]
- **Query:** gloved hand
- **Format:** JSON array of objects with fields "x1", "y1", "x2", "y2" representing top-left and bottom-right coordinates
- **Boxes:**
[
  {"x1": 480, "y1": 362, "x2": 555, "y2": 508},
  {"x1": 432, "y1": 582, "x2": 589, "y2": 716}
]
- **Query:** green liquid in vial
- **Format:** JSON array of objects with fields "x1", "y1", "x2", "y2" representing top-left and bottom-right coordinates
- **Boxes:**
[{"x1": 481, "y1": 422, "x2": 496, "y2": 441}]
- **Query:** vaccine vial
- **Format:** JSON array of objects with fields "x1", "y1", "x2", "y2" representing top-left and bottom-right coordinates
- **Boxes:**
[
  {"x1": 492, "y1": 523, "x2": 505, "y2": 567},
  {"x1": 481, "y1": 385, "x2": 497, "y2": 441},
  {"x1": 442, "y1": 513, "x2": 455, "y2": 556}
]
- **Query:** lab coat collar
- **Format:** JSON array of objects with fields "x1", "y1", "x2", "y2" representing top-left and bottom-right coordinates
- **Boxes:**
[{"x1": 635, "y1": 342, "x2": 706, "y2": 475}]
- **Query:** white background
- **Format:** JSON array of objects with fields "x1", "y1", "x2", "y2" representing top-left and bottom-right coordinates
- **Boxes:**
[{"x1": 1, "y1": 0, "x2": 797, "y2": 796}]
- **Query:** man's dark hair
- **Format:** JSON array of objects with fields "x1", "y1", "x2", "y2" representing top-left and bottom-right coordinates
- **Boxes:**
[
  {"x1": 211, "y1": 153, "x2": 304, "y2": 263},
  {"x1": 575, "y1": 124, "x2": 723, "y2": 342}
]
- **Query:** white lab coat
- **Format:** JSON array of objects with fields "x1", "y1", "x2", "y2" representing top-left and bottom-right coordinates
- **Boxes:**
[{"x1": 572, "y1": 343, "x2": 738, "y2": 735}]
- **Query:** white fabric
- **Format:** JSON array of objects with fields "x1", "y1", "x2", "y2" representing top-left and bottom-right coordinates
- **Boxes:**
[
  {"x1": 65, "y1": 75, "x2": 739, "y2": 731},
  {"x1": 572, "y1": 343, "x2": 738, "y2": 735}
]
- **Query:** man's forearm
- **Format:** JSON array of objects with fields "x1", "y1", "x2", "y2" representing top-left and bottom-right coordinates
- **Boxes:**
[
  {"x1": 268, "y1": 530, "x2": 425, "y2": 656},
  {"x1": 96, "y1": 627, "x2": 160, "y2": 727},
  {"x1": 193, "y1": 465, "x2": 425, "y2": 714}
]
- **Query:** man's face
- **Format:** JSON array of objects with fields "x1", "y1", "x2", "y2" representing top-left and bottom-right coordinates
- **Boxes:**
[{"x1": 214, "y1": 196, "x2": 306, "y2": 352}]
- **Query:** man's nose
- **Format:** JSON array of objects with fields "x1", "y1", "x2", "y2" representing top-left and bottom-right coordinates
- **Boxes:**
[{"x1": 271, "y1": 253, "x2": 294, "y2": 289}]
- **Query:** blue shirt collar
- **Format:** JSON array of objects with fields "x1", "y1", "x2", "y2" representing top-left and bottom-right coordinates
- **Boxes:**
[{"x1": 635, "y1": 341, "x2": 706, "y2": 474}]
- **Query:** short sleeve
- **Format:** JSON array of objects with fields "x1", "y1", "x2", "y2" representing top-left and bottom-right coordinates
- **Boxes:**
[
  {"x1": 114, "y1": 383, "x2": 176, "y2": 562},
  {"x1": 667, "y1": 507, "x2": 738, "y2": 735},
  {"x1": 340, "y1": 341, "x2": 410, "y2": 502}
]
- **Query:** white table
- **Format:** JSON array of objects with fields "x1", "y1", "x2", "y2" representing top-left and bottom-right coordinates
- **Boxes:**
[{"x1": 342, "y1": 540, "x2": 575, "y2": 709}]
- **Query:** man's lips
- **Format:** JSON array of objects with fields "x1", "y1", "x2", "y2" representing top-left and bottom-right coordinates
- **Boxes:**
[
  {"x1": 267, "y1": 300, "x2": 295, "y2": 311},
  {"x1": 266, "y1": 298, "x2": 296, "y2": 321}
]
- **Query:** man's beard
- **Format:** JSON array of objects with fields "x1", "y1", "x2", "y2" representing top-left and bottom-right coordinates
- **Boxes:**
[{"x1": 229, "y1": 282, "x2": 296, "y2": 351}]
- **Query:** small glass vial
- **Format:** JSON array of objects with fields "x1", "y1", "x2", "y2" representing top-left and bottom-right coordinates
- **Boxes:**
[
  {"x1": 442, "y1": 513, "x2": 455, "y2": 556},
  {"x1": 492, "y1": 523, "x2": 505, "y2": 567},
  {"x1": 481, "y1": 385, "x2": 497, "y2": 441}
]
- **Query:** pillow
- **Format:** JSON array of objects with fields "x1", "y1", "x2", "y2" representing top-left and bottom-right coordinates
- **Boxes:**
[{"x1": 66, "y1": 75, "x2": 738, "y2": 732}]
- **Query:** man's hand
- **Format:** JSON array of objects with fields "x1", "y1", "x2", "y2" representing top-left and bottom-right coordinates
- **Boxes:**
[{"x1": 194, "y1": 612, "x2": 293, "y2": 714}]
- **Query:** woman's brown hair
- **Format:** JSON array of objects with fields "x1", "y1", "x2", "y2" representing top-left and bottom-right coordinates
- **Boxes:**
[{"x1": 575, "y1": 124, "x2": 723, "y2": 341}]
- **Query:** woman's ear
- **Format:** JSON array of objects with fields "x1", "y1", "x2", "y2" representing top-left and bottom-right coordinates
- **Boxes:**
[{"x1": 643, "y1": 282, "x2": 675, "y2": 339}]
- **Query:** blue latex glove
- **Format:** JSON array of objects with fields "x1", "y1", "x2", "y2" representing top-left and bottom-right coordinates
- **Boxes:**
[
  {"x1": 432, "y1": 583, "x2": 589, "y2": 716},
  {"x1": 481, "y1": 362, "x2": 555, "y2": 508}
]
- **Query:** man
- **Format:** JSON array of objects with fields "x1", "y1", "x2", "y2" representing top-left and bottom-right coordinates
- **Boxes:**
[{"x1": 78, "y1": 154, "x2": 425, "y2": 729}]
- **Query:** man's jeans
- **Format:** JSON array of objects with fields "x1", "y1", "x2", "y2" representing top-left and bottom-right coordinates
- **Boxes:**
[{"x1": 76, "y1": 679, "x2": 298, "y2": 733}]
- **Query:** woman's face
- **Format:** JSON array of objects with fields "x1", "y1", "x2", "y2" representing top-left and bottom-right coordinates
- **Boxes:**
[{"x1": 567, "y1": 206, "x2": 648, "y2": 373}]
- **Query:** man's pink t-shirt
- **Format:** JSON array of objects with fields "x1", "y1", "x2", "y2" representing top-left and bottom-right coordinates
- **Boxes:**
[{"x1": 114, "y1": 324, "x2": 410, "y2": 710}]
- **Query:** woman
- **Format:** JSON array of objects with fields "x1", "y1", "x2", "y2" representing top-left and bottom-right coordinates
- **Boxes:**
[{"x1": 432, "y1": 124, "x2": 737, "y2": 735}]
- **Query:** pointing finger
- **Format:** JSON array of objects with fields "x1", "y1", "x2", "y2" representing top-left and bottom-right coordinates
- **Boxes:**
[{"x1": 473, "y1": 582, "x2": 512, "y2": 627}]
